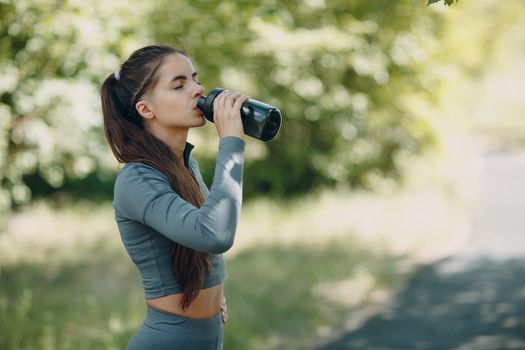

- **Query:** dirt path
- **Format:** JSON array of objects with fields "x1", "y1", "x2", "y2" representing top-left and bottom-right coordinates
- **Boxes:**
[{"x1": 316, "y1": 148, "x2": 525, "y2": 350}]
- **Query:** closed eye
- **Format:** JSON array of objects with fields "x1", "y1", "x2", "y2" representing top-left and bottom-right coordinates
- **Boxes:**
[{"x1": 170, "y1": 71, "x2": 200, "y2": 89}]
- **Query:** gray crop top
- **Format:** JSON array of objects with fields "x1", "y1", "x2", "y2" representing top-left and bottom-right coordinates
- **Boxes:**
[{"x1": 112, "y1": 136, "x2": 245, "y2": 299}]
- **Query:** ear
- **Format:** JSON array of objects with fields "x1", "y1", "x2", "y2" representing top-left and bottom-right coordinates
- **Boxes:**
[{"x1": 135, "y1": 100, "x2": 155, "y2": 120}]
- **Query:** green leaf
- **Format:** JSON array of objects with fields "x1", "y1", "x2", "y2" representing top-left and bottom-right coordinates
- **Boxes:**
[{"x1": 427, "y1": 0, "x2": 458, "y2": 6}]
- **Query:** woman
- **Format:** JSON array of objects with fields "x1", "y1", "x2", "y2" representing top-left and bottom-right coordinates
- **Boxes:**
[{"x1": 100, "y1": 44, "x2": 249, "y2": 349}]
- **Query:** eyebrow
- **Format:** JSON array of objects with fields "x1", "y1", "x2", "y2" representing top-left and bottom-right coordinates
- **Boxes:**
[{"x1": 170, "y1": 71, "x2": 199, "y2": 82}]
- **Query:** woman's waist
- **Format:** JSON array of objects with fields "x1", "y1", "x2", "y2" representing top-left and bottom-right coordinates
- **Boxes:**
[{"x1": 146, "y1": 283, "x2": 224, "y2": 319}]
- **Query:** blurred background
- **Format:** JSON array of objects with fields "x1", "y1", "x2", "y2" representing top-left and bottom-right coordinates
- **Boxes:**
[{"x1": 1, "y1": 0, "x2": 524, "y2": 349}]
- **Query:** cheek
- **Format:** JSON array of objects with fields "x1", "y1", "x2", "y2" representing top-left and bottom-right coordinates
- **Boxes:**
[
  {"x1": 168, "y1": 93, "x2": 186, "y2": 107},
  {"x1": 157, "y1": 96, "x2": 188, "y2": 121},
  {"x1": 156, "y1": 93, "x2": 182, "y2": 111}
]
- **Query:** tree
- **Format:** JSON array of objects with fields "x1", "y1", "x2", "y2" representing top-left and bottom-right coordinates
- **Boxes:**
[
  {"x1": 0, "y1": 0, "x2": 148, "y2": 225},
  {"x1": 149, "y1": 0, "x2": 441, "y2": 197},
  {"x1": 2, "y1": 0, "x2": 517, "y2": 230}
]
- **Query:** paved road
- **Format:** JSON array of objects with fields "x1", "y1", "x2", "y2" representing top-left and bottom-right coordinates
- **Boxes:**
[{"x1": 316, "y1": 149, "x2": 525, "y2": 350}]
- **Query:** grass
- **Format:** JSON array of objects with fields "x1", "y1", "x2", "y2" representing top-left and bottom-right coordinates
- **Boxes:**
[
  {"x1": 0, "y1": 252, "x2": 144, "y2": 350},
  {"x1": 0, "y1": 164, "x2": 470, "y2": 350},
  {"x1": 0, "y1": 230, "x2": 412, "y2": 350},
  {"x1": 0, "y1": 128, "x2": 478, "y2": 349},
  {"x1": 224, "y1": 240, "x2": 411, "y2": 350}
]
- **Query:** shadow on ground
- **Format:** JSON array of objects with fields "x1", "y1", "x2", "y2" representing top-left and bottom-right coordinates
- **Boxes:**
[
  {"x1": 224, "y1": 240, "x2": 413, "y2": 350},
  {"x1": 316, "y1": 256, "x2": 525, "y2": 350}
]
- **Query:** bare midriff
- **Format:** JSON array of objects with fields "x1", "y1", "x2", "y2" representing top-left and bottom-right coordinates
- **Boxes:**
[{"x1": 146, "y1": 283, "x2": 223, "y2": 319}]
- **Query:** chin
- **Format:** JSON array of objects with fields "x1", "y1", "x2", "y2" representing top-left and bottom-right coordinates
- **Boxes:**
[{"x1": 193, "y1": 117, "x2": 207, "y2": 128}]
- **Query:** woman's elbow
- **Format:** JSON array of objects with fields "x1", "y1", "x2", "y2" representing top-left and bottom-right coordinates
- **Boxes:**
[
  {"x1": 198, "y1": 216, "x2": 237, "y2": 253},
  {"x1": 207, "y1": 235, "x2": 234, "y2": 254},
  {"x1": 199, "y1": 225, "x2": 236, "y2": 254}
]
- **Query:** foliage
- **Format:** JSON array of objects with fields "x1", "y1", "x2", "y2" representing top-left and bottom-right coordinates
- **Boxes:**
[
  {"x1": 0, "y1": 0, "x2": 149, "y2": 222},
  {"x1": 149, "y1": 0, "x2": 442, "y2": 197},
  {"x1": 428, "y1": 0, "x2": 459, "y2": 6},
  {"x1": 0, "y1": 0, "x2": 517, "y2": 226}
]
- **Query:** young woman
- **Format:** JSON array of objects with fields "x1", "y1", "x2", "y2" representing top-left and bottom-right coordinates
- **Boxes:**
[{"x1": 100, "y1": 44, "x2": 249, "y2": 349}]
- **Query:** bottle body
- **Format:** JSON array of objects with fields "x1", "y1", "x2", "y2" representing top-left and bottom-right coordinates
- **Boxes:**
[{"x1": 197, "y1": 88, "x2": 282, "y2": 142}]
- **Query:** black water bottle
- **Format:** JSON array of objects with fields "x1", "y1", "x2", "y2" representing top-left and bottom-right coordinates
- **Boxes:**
[{"x1": 197, "y1": 87, "x2": 282, "y2": 142}]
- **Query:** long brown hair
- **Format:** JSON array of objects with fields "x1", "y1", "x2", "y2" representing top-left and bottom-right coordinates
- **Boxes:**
[{"x1": 100, "y1": 44, "x2": 210, "y2": 310}]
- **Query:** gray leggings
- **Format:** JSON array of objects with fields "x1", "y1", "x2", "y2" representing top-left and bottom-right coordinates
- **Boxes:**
[{"x1": 125, "y1": 305, "x2": 224, "y2": 350}]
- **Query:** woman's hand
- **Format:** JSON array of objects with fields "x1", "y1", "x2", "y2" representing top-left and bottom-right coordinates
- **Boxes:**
[{"x1": 212, "y1": 90, "x2": 249, "y2": 140}]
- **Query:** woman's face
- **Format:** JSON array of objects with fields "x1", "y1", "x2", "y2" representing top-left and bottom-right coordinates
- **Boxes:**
[{"x1": 140, "y1": 53, "x2": 206, "y2": 132}]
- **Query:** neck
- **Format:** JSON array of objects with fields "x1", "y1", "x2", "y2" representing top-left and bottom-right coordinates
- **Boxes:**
[{"x1": 146, "y1": 123, "x2": 188, "y2": 161}]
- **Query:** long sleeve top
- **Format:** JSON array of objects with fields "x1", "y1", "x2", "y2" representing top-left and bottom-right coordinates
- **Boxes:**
[{"x1": 112, "y1": 136, "x2": 245, "y2": 298}]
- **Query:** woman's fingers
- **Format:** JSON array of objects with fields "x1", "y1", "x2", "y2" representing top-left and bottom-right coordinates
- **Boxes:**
[
  {"x1": 214, "y1": 91, "x2": 247, "y2": 117},
  {"x1": 214, "y1": 90, "x2": 229, "y2": 111},
  {"x1": 216, "y1": 91, "x2": 241, "y2": 109},
  {"x1": 212, "y1": 90, "x2": 249, "y2": 139},
  {"x1": 226, "y1": 93, "x2": 242, "y2": 107},
  {"x1": 233, "y1": 94, "x2": 249, "y2": 109}
]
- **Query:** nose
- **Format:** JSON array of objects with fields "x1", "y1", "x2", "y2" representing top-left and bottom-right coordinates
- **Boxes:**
[{"x1": 192, "y1": 82, "x2": 205, "y2": 98}]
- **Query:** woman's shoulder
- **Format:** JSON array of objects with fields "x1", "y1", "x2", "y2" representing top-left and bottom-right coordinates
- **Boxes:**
[
  {"x1": 115, "y1": 162, "x2": 169, "y2": 188},
  {"x1": 113, "y1": 162, "x2": 173, "y2": 214},
  {"x1": 120, "y1": 161, "x2": 159, "y2": 173},
  {"x1": 112, "y1": 162, "x2": 170, "y2": 219}
]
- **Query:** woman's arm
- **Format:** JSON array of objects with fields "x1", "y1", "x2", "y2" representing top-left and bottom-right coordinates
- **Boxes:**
[{"x1": 114, "y1": 136, "x2": 245, "y2": 254}]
